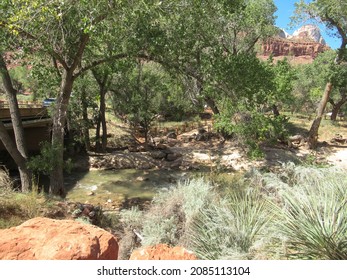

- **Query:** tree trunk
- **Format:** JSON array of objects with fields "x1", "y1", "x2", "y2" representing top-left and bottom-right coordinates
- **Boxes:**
[
  {"x1": 0, "y1": 54, "x2": 31, "y2": 191},
  {"x1": 307, "y1": 35, "x2": 346, "y2": 149},
  {"x1": 95, "y1": 114, "x2": 101, "y2": 152},
  {"x1": 308, "y1": 82, "x2": 333, "y2": 148},
  {"x1": 81, "y1": 87, "x2": 91, "y2": 151},
  {"x1": 0, "y1": 122, "x2": 31, "y2": 190},
  {"x1": 100, "y1": 87, "x2": 107, "y2": 152},
  {"x1": 49, "y1": 69, "x2": 74, "y2": 197},
  {"x1": 272, "y1": 104, "x2": 280, "y2": 117},
  {"x1": 329, "y1": 88, "x2": 347, "y2": 121},
  {"x1": 204, "y1": 97, "x2": 220, "y2": 115}
]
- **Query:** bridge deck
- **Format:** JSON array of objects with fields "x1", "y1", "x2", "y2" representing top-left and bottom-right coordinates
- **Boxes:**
[{"x1": 0, "y1": 101, "x2": 48, "y2": 120}]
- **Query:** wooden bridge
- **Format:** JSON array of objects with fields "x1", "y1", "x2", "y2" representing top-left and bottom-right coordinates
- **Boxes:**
[{"x1": 0, "y1": 101, "x2": 52, "y2": 152}]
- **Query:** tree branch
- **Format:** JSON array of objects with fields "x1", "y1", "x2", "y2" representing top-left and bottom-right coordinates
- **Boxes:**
[
  {"x1": 74, "y1": 53, "x2": 128, "y2": 78},
  {"x1": 70, "y1": 33, "x2": 90, "y2": 72}
]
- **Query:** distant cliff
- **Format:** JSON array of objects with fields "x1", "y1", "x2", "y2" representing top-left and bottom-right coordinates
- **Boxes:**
[{"x1": 260, "y1": 25, "x2": 330, "y2": 63}]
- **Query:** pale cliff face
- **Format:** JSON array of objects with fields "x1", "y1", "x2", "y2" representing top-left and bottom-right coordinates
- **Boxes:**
[{"x1": 291, "y1": 25, "x2": 326, "y2": 45}]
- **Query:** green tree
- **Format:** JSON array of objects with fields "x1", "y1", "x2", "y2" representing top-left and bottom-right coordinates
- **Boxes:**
[
  {"x1": 0, "y1": 38, "x2": 32, "y2": 191},
  {"x1": 137, "y1": 0, "x2": 277, "y2": 115},
  {"x1": 0, "y1": 0, "x2": 148, "y2": 195},
  {"x1": 294, "y1": 0, "x2": 347, "y2": 148},
  {"x1": 293, "y1": 50, "x2": 347, "y2": 120},
  {"x1": 111, "y1": 61, "x2": 174, "y2": 148}
]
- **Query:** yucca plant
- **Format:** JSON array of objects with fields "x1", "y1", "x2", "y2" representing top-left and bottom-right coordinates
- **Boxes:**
[
  {"x1": 278, "y1": 167, "x2": 347, "y2": 259},
  {"x1": 189, "y1": 188, "x2": 272, "y2": 260}
]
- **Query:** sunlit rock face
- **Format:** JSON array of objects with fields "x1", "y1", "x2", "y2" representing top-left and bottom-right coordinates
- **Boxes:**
[
  {"x1": 129, "y1": 244, "x2": 197, "y2": 260},
  {"x1": 260, "y1": 25, "x2": 329, "y2": 63},
  {"x1": 291, "y1": 24, "x2": 326, "y2": 45},
  {"x1": 0, "y1": 217, "x2": 119, "y2": 260}
]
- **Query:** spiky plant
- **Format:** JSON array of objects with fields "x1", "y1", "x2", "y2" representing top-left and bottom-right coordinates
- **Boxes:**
[
  {"x1": 189, "y1": 188, "x2": 272, "y2": 260},
  {"x1": 277, "y1": 167, "x2": 347, "y2": 259}
]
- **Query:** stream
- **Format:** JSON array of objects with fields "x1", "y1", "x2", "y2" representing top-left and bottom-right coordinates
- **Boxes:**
[{"x1": 64, "y1": 169, "x2": 193, "y2": 207}]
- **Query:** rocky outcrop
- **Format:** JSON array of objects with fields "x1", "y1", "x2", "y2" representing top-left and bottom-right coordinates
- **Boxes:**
[
  {"x1": 262, "y1": 38, "x2": 329, "y2": 59},
  {"x1": 261, "y1": 25, "x2": 330, "y2": 61},
  {"x1": 129, "y1": 244, "x2": 197, "y2": 260},
  {"x1": 0, "y1": 217, "x2": 118, "y2": 260}
]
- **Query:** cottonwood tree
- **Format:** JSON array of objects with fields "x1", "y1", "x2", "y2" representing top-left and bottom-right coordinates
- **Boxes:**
[
  {"x1": 294, "y1": 0, "x2": 347, "y2": 148},
  {"x1": 0, "y1": 19, "x2": 32, "y2": 191},
  {"x1": 135, "y1": 0, "x2": 277, "y2": 115},
  {"x1": 0, "y1": 53, "x2": 32, "y2": 191},
  {"x1": 0, "y1": 0, "x2": 156, "y2": 196},
  {"x1": 294, "y1": 50, "x2": 347, "y2": 120}
]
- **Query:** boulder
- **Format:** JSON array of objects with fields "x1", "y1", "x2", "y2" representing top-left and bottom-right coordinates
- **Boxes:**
[
  {"x1": 129, "y1": 244, "x2": 197, "y2": 260},
  {"x1": 0, "y1": 217, "x2": 118, "y2": 260}
]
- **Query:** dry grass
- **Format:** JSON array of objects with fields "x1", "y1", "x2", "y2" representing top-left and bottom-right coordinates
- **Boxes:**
[{"x1": 0, "y1": 166, "x2": 12, "y2": 194}]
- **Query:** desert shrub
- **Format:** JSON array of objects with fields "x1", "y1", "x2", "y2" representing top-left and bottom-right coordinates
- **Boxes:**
[
  {"x1": 188, "y1": 187, "x2": 272, "y2": 260},
  {"x1": 276, "y1": 167, "x2": 347, "y2": 259},
  {"x1": 118, "y1": 206, "x2": 144, "y2": 260},
  {"x1": 214, "y1": 106, "x2": 289, "y2": 159},
  {"x1": 118, "y1": 178, "x2": 213, "y2": 257},
  {"x1": 141, "y1": 177, "x2": 213, "y2": 246},
  {"x1": 248, "y1": 163, "x2": 347, "y2": 259}
]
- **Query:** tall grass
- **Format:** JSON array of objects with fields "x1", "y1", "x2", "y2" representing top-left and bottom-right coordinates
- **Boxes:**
[
  {"x1": 0, "y1": 170, "x2": 56, "y2": 229},
  {"x1": 0, "y1": 166, "x2": 12, "y2": 195}
]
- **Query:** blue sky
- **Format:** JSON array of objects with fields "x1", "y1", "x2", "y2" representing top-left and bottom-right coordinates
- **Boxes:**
[{"x1": 273, "y1": 0, "x2": 341, "y2": 49}]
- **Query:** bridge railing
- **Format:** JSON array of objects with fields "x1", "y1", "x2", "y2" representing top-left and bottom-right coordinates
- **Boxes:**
[{"x1": 0, "y1": 100, "x2": 43, "y2": 109}]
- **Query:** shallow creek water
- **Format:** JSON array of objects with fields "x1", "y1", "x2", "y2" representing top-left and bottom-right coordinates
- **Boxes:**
[{"x1": 64, "y1": 169, "x2": 192, "y2": 206}]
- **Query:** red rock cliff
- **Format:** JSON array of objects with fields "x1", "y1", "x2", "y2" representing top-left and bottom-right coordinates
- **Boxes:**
[{"x1": 262, "y1": 37, "x2": 329, "y2": 59}]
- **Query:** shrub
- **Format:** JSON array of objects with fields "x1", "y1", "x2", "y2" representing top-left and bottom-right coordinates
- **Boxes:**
[
  {"x1": 118, "y1": 178, "x2": 213, "y2": 257},
  {"x1": 277, "y1": 167, "x2": 347, "y2": 259},
  {"x1": 188, "y1": 187, "x2": 272, "y2": 260},
  {"x1": 250, "y1": 163, "x2": 347, "y2": 259}
]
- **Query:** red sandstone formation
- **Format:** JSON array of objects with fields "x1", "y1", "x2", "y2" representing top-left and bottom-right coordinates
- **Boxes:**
[
  {"x1": 0, "y1": 217, "x2": 118, "y2": 260},
  {"x1": 129, "y1": 244, "x2": 198, "y2": 260},
  {"x1": 260, "y1": 25, "x2": 330, "y2": 64},
  {"x1": 262, "y1": 37, "x2": 329, "y2": 59}
]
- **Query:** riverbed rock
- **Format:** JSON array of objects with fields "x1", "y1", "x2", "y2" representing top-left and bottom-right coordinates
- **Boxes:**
[
  {"x1": 129, "y1": 244, "x2": 197, "y2": 260},
  {"x1": 0, "y1": 217, "x2": 118, "y2": 260},
  {"x1": 166, "y1": 152, "x2": 182, "y2": 162},
  {"x1": 166, "y1": 131, "x2": 177, "y2": 139},
  {"x1": 150, "y1": 150, "x2": 167, "y2": 160}
]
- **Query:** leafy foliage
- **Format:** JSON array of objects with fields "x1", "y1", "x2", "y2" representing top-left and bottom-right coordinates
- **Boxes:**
[{"x1": 27, "y1": 142, "x2": 72, "y2": 176}]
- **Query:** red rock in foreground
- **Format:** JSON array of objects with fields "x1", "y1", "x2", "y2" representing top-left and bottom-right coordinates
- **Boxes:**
[
  {"x1": 0, "y1": 217, "x2": 118, "y2": 260},
  {"x1": 129, "y1": 244, "x2": 197, "y2": 260}
]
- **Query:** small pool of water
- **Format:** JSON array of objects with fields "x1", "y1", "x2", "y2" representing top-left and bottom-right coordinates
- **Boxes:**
[{"x1": 64, "y1": 169, "x2": 192, "y2": 206}]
